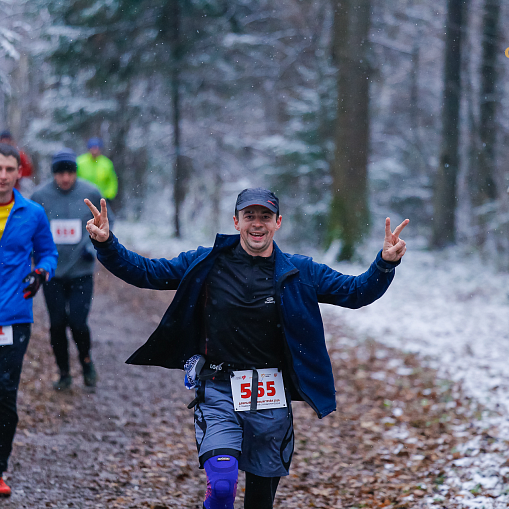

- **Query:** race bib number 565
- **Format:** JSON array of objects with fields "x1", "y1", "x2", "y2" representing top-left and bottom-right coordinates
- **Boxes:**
[{"x1": 230, "y1": 368, "x2": 287, "y2": 412}]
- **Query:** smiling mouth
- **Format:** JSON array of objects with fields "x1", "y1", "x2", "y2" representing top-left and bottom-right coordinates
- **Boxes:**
[{"x1": 249, "y1": 232, "x2": 265, "y2": 239}]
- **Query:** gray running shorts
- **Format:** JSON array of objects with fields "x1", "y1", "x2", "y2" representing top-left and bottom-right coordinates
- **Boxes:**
[{"x1": 194, "y1": 378, "x2": 294, "y2": 477}]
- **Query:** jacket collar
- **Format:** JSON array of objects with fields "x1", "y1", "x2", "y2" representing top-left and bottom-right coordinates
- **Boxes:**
[
  {"x1": 11, "y1": 188, "x2": 29, "y2": 212},
  {"x1": 273, "y1": 240, "x2": 299, "y2": 283},
  {"x1": 212, "y1": 233, "x2": 298, "y2": 282},
  {"x1": 213, "y1": 233, "x2": 240, "y2": 250}
]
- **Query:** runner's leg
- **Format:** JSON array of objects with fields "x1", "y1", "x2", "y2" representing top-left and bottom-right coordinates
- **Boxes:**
[
  {"x1": 67, "y1": 275, "x2": 93, "y2": 366},
  {"x1": 0, "y1": 325, "x2": 30, "y2": 474},
  {"x1": 203, "y1": 455, "x2": 238, "y2": 509},
  {"x1": 244, "y1": 472, "x2": 280, "y2": 509},
  {"x1": 194, "y1": 380, "x2": 242, "y2": 509},
  {"x1": 43, "y1": 278, "x2": 70, "y2": 375}
]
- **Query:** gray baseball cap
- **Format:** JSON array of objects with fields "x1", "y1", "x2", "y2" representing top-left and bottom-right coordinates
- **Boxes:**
[{"x1": 235, "y1": 188, "x2": 279, "y2": 214}]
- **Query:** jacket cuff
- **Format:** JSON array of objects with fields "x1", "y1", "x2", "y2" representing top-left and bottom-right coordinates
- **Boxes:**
[
  {"x1": 91, "y1": 231, "x2": 114, "y2": 249},
  {"x1": 375, "y1": 250, "x2": 400, "y2": 273}
]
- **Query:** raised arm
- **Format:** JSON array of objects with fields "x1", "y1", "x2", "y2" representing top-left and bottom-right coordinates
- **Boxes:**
[
  {"x1": 315, "y1": 218, "x2": 409, "y2": 308},
  {"x1": 84, "y1": 198, "x2": 205, "y2": 290}
]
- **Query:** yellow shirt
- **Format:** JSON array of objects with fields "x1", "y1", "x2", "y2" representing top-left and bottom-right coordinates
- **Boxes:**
[{"x1": 0, "y1": 196, "x2": 14, "y2": 241}]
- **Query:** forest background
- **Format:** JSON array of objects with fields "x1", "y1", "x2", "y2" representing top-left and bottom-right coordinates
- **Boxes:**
[
  {"x1": 3, "y1": 2, "x2": 509, "y2": 506},
  {"x1": 1, "y1": 0, "x2": 509, "y2": 263}
]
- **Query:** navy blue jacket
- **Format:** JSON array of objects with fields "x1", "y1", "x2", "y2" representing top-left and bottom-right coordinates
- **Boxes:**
[{"x1": 94, "y1": 233, "x2": 398, "y2": 418}]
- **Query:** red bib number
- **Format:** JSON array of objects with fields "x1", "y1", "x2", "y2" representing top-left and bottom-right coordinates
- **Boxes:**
[
  {"x1": 230, "y1": 368, "x2": 287, "y2": 412},
  {"x1": 50, "y1": 219, "x2": 82, "y2": 244},
  {"x1": 0, "y1": 325, "x2": 13, "y2": 346}
]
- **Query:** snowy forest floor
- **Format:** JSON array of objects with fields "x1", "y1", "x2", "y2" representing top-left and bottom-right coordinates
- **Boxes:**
[{"x1": 1, "y1": 253, "x2": 506, "y2": 508}]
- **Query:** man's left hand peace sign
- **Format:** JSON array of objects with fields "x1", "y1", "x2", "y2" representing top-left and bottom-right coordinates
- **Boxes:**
[{"x1": 382, "y1": 218, "x2": 409, "y2": 262}]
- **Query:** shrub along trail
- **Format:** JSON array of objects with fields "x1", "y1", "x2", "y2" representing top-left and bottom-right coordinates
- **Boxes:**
[{"x1": 3, "y1": 266, "x2": 478, "y2": 508}]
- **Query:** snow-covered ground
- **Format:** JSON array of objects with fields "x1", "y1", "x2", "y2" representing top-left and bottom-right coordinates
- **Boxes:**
[
  {"x1": 113, "y1": 221, "x2": 509, "y2": 507},
  {"x1": 322, "y1": 243, "x2": 509, "y2": 508},
  {"x1": 323, "y1": 245, "x2": 509, "y2": 416}
]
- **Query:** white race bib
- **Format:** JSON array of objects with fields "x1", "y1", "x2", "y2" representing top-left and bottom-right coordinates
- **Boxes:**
[
  {"x1": 230, "y1": 368, "x2": 287, "y2": 412},
  {"x1": 0, "y1": 325, "x2": 13, "y2": 346},
  {"x1": 50, "y1": 219, "x2": 82, "y2": 245}
]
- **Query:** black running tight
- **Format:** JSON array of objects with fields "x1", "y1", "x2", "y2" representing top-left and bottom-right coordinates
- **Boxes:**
[{"x1": 244, "y1": 472, "x2": 280, "y2": 509}]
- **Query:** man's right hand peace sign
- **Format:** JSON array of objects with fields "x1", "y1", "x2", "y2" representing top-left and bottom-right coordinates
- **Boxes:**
[{"x1": 85, "y1": 198, "x2": 110, "y2": 242}]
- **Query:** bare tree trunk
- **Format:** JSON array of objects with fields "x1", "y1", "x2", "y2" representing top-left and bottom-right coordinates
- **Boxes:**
[
  {"x1": 431, "y1": 0, "x2": 466, "y2": 248},
  {"x1": 168, "y1": 0, "x2": 184, "y2": 238},
  {"x1": 8, "y1": 53, "x2": 29, "y2": 140},
  {"x1": 329, "y1": 0, "x2": 371, "y2": 261},
  {"x1": 153, "y1": 0, "x2": 186, "y2": 236},
  {"x1": 474, "y1": 0, "x2": 500, "y2": 205},
  {"x1": 172, "y1": 68, "x2": 183, "y2": 237},
  {"x1": 110, "y1": 89, "x2": 129, "y2": 214}
]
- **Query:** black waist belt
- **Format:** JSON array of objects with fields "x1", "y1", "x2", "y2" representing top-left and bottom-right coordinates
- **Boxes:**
[
  {"x1": 198, "y1": 363, "x2": 232, "y2": 381},
  {"x1": 198, "y1": 361, "x2": 258, "y2": 381}
]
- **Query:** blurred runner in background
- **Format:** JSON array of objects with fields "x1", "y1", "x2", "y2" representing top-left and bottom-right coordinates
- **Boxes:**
[
  {"x1": 31, "y1": 149, "x2": 102, "y2": 391},
  {"x1": 0, "y1": 143, "x2": 57, "y2": 497},
  {"x1": 0, "y1": 130, "x2": 35, "y2": 196},
  {"x1": 77, "y1": 137, "x2": 118, "y2": 227}
]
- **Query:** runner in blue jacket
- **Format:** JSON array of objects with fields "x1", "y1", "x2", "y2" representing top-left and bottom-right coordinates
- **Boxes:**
[
  {"x1": 0, "y1": 143, "x2": 58, "y2": 497},
  {"x1": 85, "y1": 188, "x2": 408, "y2": 509}
]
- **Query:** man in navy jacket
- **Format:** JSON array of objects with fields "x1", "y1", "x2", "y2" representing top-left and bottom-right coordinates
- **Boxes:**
[
  {"x1": 0, "y1": 143, "x2": 58, "y2": 497},
  {"x1": 85, "y1": 188, "x2": 408, "y2": 509}
]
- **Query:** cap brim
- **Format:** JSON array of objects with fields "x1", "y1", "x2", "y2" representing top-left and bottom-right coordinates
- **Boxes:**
[{"x1": 236, "y1": 200, "x2": 278, "y2": 213}]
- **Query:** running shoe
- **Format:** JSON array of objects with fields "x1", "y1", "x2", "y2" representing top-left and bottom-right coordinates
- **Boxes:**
[
  {"x1": 0, "y1": 477, "x2": 11, "y2": 497},
  {"x1": 83, "y1": 361, "x2": 98, "y2": 387},
  {"x1": 53, "y1": 374, "x2": 72, "y2": 390}
]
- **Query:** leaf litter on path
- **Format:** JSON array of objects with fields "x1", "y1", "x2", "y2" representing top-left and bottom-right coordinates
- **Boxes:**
[{"x1": 2, "y1": 267, "x2": 487, "y2": 508}]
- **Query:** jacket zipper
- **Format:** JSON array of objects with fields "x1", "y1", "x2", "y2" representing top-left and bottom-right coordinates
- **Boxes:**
[{"x1": 275, "y1": 268, "x2": 321, "y2": 416}]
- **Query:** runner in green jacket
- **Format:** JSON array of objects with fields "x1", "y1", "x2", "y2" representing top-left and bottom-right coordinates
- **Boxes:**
[{"x1": 77, "y1": 138, "x2": 118, "y2": 200}]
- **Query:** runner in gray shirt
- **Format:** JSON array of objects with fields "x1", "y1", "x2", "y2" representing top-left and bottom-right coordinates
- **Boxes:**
[{"x1": 31, "y1": 149, "x2": 102, "y2": 389}]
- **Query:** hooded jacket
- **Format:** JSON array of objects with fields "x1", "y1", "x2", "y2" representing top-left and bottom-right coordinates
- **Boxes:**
[
  {"x1": 76, "y1": 152, "x2": 118, "y2": 200},
  {"x1": 0, "y1": 189, "x2": 58, "y2": 325},
  {"x1": 94, "y1": 233, "x2": 398, "y2": 418}
]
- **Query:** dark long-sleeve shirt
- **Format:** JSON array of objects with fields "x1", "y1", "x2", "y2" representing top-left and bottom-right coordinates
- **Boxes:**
[{"x1": 200, "y1": 243, "x2": 284, "y2": 368}]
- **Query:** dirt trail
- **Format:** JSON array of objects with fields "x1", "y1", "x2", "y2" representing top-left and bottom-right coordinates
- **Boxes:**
[{"x1": 2, "y1": 267, "x2": 476, "y2": 508}]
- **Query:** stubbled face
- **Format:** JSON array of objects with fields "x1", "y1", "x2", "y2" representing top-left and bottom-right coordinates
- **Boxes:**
[
  {"x1": 54, "y1": 171, "x2": 77, "y2": 191},
  {"x1": 233, "y1": 205, "x2": 282, "y2": 257},
  {"x1": 0, "y1": 154, "x2": 21, "y2": 203}
]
